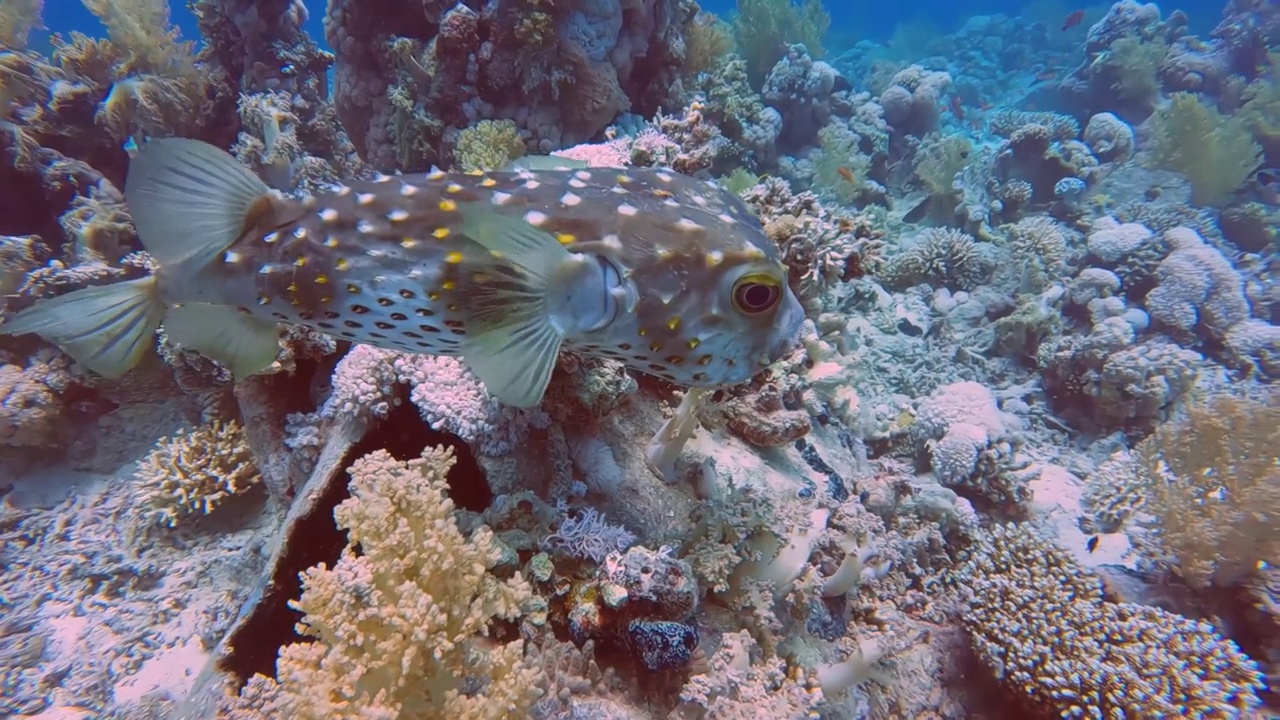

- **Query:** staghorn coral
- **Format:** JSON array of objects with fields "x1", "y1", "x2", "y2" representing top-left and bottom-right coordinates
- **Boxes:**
[
  {"x1": 1145, "y1": 93, "x2": 1262, "y2": 206},
  {"x1": 880, "y1": 227, "x2": 987, "y2": 291},
  {"x1": 234, "y1": 447, "x2": 544, "y2": 718},
  {"x1": 957, "y1": 523, "x2": 1263, "y2": 717},
  {"x1": 134, "y1": 420, "x2": 261, "y2": 527}
]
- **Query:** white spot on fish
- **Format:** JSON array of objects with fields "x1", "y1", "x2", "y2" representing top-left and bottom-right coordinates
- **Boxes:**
[
  {"x1": 334, "y1": 185, "x2": 352, "y2": 196},
  {"x1": 656, "y1": 172, "x2": 673, "y2": 183},
  {"x1": 373, "y1": 173, "x2": 393, "y2": 183},
  {"x1": 400, "y1": 183, "x2": 418, "y2": 197},
  {"x1": 492, "y1": 191, "x2": 512, "y2": 205},
  {"x1": 691, "y1": 194, "x2": 709, "y2": 207},
  {"x1": 676, "y1": 218, "x2": 702, "y2": 232},
  {"x1": 357, "y1": 219, "x2": 377, "y2": 233},
  {"x1": 263, "y1": 231, "x2": 279, "y2": 243},
  {"x1": 427, "y1": 170, "x2": 445, "y2": 180},
  {"x1": 717, "y1": 213, "x2": 736, "y2": 224},
  {"x1": 319, "y1": 208, "x2": 340, "y2": 223},
  {"x1": 568, "y1": 178, "x2": 587, "y2": 188},
  {"x1": 524, "y1": 179, "x2": 541, "y2": 190},
  {"x1": 524, "y1": 210, "x2": 549, "y2": 226},
  {"x1": 560, "y1": 192, "x2": 582, "y2": 207},
  {"x1": 387, "y1": 209, "x2": 410, "y2": 222},
  {"x1": 292, "y1": 227, "x2": 307, "y2": 240},
  {"x1": 601, "y1": 234, "x2": 623, "y2": 251},
  {"x1": 610, "y1": 186, "x2": 628, "y2": 195},
  {"x1": 617, "y1": 203, "x2": 638, "y2": 216},
  {"x1": 574, "y1": 170, "x2": 592, "y2": 181},
  {"x1": 224, "y1": 250, "x2": 242, "y2": 263},
  {"x1": 663, "y1": 198, "x2": 680, "y2": 208},
  {"x1": 357, "y1": 193, "x2": 376, "y2": 206}
]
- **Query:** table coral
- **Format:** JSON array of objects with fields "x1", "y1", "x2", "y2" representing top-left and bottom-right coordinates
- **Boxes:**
[
  {"x1": 234, "y1": 446, "x2": 544, "y2": 719},
  {"x1": 957, "y1": 523, "x2": 1263, "y2": 717},
  {"x1": 135, "y1": 419, "x2": 261, "y2": 527}
]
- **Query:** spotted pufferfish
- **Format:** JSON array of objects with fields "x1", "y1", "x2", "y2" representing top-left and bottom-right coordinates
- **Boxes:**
[{"x1": 0, "y1": 138, "x2": 804, "y2": 407}]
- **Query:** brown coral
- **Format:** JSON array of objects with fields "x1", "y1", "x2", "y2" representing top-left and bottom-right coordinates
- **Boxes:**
[{"x1": 134, "y1": 419, "x2": 261, "y2": 527}]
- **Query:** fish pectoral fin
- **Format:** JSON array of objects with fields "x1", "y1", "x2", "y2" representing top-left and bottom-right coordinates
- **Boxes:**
[
  {"x1": 0, "y1": 276, "x2": 163, "y2": 378},
  {"x1": 163, "y1": 304, "x2": 280, "y2": 380},
  {"x1": 462, "y1": 310, "x2": 563, "y2": 408},
  {"x1": 125, "y1": 138, "x2": 274, "y2": 268},
  {"x1": 454, "y1": 208, "x2": 570, "y2": 407}
]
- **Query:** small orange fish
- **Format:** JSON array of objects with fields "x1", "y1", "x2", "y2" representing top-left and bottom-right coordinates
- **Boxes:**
[
  {"x1": 1062, "y1": 9, "x2": 1085, "y2": 31},
  {"x1": 949, "y1": 95, "x2": 965, "y2": 121},
  {"x1": 837, "y1": 166, "x2": 856, "y2": 184}
]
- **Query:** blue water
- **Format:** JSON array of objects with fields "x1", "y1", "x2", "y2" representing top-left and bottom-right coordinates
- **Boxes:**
[{"x1": 36, "y1": 0, "x2": 1221, "y2": 55}]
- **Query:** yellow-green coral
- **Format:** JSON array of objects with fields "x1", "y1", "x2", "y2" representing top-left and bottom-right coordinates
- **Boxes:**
[
  {"x1": 958, "y1": 523, "x2": 1263, "y2": 717},
  {"x1": 135, "y1": 420, "x2": 261, "y2": 527},
  {"x1": 913, "y1": 133, "x2": 971, "y2": 197},
  {"x1": 452, "y1": 118, "x2": 526, "y2": 173},
  {"x1": 813, "y1": 123, "x2": 870, "y2": 205},
  {"x1": 732, "y1": 0, "x2": 830, "y2": 86},
  {"x1": 682, "y1": 12, "x2": 733, "y2": 78},
  {"x1": 1104, "y1": 37, "x2": 1166, "y2": 105},
  {"x1": 1146, "y1": 93, "x2": 1261, "y2": 206},
  {"x1": 234, "y1": 447, "x2": 544, "y2": 719}
]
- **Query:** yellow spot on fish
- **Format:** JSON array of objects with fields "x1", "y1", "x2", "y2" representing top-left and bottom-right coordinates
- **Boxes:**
[
  {"x1": 653, "y1": 189, "x2": 673, "y2": 198},
  {"x1": 347, "y1": 284, "x2": 360, "y2": 293},
  {"x1": 656, "y1": 172, "x2": 673, "y2": 183},
  {"x1": 427, "y1": 170, "x2": 446, "y2": 180},
  {"x1": 705, "y1": 251, "x2": 724, "y2": 267},
  {"x1": 480, "y1": 177, "x2": 497, "y2": 187},
  {"x1": 287, "y1": 283, "x2": 298, "y2": 292},
  {"x1": 388, "y1": 209, "x2": 410, "y2": 222},
  {"x1": 667, "y1": 317, "x2": 681, "y2": 330},
  {"x1": 617, "y1": 174, "x2": 632, "y2": 184},
  {"x1": 465, "y1": 170, "x2": 484, "y2": 177},
  {"x1": 556, "y1": 232, "x2": 576, "y2": 245},
  {"x1": 446, "y1": 183, "x2": 463, "y2": 193},
  {"x1": 745, "y1": 248, "x2": 766, "y2": 260},
  {"x1": 442, "y1": 280, "x2": 457, "y2": 290},
  {"x1": 445, "y1": 252, "x2": 464, "y2": 264},
  {"x1": 334, "y1": 185, "x2": 352, "y2": 196},
  {"x1": 324, "y1": 237, "x2": 339, "y2": 248},
  {"x1": 439, "y1": 199, "x2": 457, "y2": 212},
  {"x1": 357, "y1": 192, "x2": 376, "y2": 205},
  {"x1": 257, "y1": 296, "x2": 271, "y2": 305},
  {"x1": 432, "y1": 227, "x2": 450, "y2": 239},
  {"x1": 294, "y1": 256, "x2": 307, "y2": 267},
  {"x1": 400, "y1": 238, "x2": 418, "y2": 249},
  {"x1": 335, "y1": 258, "x2": 350, "y2": 270},
  {"x1": 315, "y1": 275, "x2": 329, "y2": 285},
  {"x1": 637, "y1": 328, "x2": 647, "y2": 336},
  {"x1": 687, "y1": 338, "x2": 700, "y2": 349},
  {"x1": 428, "y1": 292, "x2": 440, "y2": 301}
]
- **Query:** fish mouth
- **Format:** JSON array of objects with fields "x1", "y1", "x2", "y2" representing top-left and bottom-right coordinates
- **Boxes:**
[{"x1": 766, "y1": 295, "x2": 806, "y2": 362}]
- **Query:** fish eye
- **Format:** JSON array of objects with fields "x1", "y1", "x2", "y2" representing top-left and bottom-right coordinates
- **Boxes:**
[{"x1": 731, "y1": 273, "x2": 782, "y2": 315}]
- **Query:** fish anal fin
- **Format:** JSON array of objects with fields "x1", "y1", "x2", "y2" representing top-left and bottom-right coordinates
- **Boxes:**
[{"x1": 164, "y1": 304, "x2": 280, "y2": 380}]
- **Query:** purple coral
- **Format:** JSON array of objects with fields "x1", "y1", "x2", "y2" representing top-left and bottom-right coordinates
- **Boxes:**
[{"x1": 542, "y1": 507, "x2": 637, "y2": 564}]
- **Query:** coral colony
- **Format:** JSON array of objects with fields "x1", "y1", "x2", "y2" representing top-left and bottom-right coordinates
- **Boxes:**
[{"x1": 0, "y1": 0, "x2": 1276, "y2": 718}]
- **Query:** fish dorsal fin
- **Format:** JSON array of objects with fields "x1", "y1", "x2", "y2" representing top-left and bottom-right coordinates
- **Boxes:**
[
  {"x1": 454, "y1": 206, "x2": 570, "y2": 407},
  {"x1": 163, "y1": 304, "x2": 280, "y2": 380},
  {"x1": 125, "y1": 138, "x2": 273, "y2": 268},
  {"x1": 502, "y1": 155, "x2": 591, "y2": 172}
]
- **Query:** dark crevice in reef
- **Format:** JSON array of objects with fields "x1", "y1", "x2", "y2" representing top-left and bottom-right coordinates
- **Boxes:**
[{"x1": 220, "y1": 387, "x2": 492, "y2": 686}]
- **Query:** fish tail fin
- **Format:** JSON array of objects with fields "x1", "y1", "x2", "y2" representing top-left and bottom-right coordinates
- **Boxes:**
[
  {"x1": 0, "y1": 276, "x2": 163, "y2": 378},
  {"x1": 125, "y1": 137, "x2": 274, "y2": 268}
]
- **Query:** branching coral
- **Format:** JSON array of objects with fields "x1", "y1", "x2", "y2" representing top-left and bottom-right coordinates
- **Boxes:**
[
  {"x1": 134, "y1": 419, "x2": 261, "y2": 527},
  {"x1": 451, "y1": 118, "x2": 526, "y2": 173},
  {"x1": 957, "y1": 523, "x2": 1263, "y2": 717},
  {"x1": 235, "y1": 447, "x2": 544, "y2": 718},
  {"x1": 1146, "y1": 93, "x2": 1262, "y2": 206},
  {"x1": 880, "y1": 227, "x2": 987, "y2": 290}
]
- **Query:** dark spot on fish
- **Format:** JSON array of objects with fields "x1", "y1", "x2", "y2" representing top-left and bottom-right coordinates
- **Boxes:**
[
  {"x1": 399, "y1": 289, "x2": 416, "y2": 299},
  {"x1": 647, "y1": 363, "x2": 667, "y2": 372},
  {"x1": 376, "y1": 297, "x2": 393, "y2": 307},
  {"x1": 340, "y1": 331, "x2": 356, "y2": 338},
  {"x1": 390, "y1": 312, "x2": 407, "y2": 321},
  {"x1": 346, "y1": 284, "x2": 360, "y2": 293},
  {"x1": 450, "y1": 328, "x2": 465, "y2": 335},
  {"x1": 323, "y1": 310, "x2": 341, "y2": 319},
  {"x1": 693, "y1": 372, "x2": 708, "y2": 382},
  {"x1": 297, "y1": 311, "x2": 314, "y2": 320},
  {"x1": 350, "y1": 304, "x2": 370, "y2": 314},
  {"x1": 271, "y1": 312, "x2": 288, "y2": 320},
  {"x1": 420, "y1": 324, "x2": 440, "y2": 333},
  {"x1": 368, "y1": 332, "x2": 387, "y2": 339},
  {"x1": 403, "y1": 331, "x2": 423, "y2": 339},
  {"x1": 374, "y1": 321, "x2": 394, "y2": 330},
  {"x1": 416, "y1": 341, "x2": 432, "y2": 348},
  {"x1": 343, "y1": 320, "x2": 363, "y2": 328},
  {"x1": 444, "y1": 320, "x2": 463, "y2": 329},
  {"x1": 618, "y1": 343, "x2": 632, "y2": 351},
  {"x1": 415, "y1": 308, "x2": 434, "y2": 317},
  {"x1": 317, "y1": 321, "x2": 335, "y2": 329}
]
